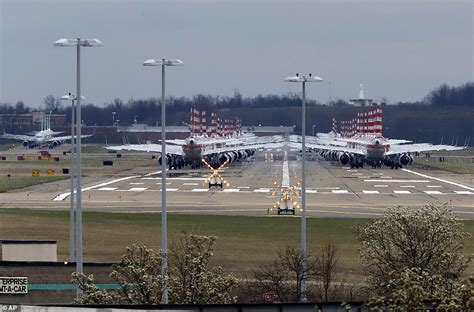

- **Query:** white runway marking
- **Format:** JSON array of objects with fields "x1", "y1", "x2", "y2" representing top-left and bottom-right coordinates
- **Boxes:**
[
  {"x1": 426, "y1": 185, "x2": 442, "y2": 188},
  {"x1": 130, "y1": 182, "x2": 145, "y2": 185},
  {"x1": 52, "y1": 175, "x2": 140, "y2": 201},
  {"x1": 362, "y1": 190, "x2": 380, "y2": 194},
  {"x1": 364, "y1": 179, "x2": 430, "y2": 183},
  {"x1": 306, "y1": 189, "x2": 318, "y2": 194},
  {"x1": 223, "y1": 189, "x2": 240, "y2": 192},
  {"x1": 402, "y1": 168, "x2": 474, "y2": 191},
  {"x1": 424, "y1": 191, "x2": 443, "y2": 195},
  {"x1": 254, "y1": 189, "x2": 271, "y2": 193},
  {"x1": 374, "y1": 185, "x2": 388, "y2": 188},
  {"x1": 401, "y1": 185, "x2": 415, "y2": 188},
  {"x1": 332, "y1": 190, "x2": 349, "y2": 194},
  {"x1": 281, "y1": 152, "x2": 290, "y2": 188},
  {"x1": 156, "y1": 182, "x2": 171, "y2": 185},
  {"x1": 98, "y1": 187, "x2": 117, "y2": 191},
  {"x1": 128, "y1": 188, "x2": 147, "y2": 192},
  {"x1": 393, "y1": 190, "x2": 411, "y2": 194},
  {"x1": 144, "y1": 170, "x2": 162, "y2": 177},
  {"x1": 455, "y1": 191, "x2": 474, "y2": 195},
  {"x1": 183, "y1": 183, "x2": 199, "y2": 186},
  {"x1": 167, "y1": 188, "x2": 178, "y2": 192},
  {"x1": 142, "y1": 177, "x2": 206, "y2": 181},
  {"x1": 191, "y1": 189, "x2": 209, "y2": 192},
  {"x1": 238, "y1": 186, "x2": 251, "y2": 189}
]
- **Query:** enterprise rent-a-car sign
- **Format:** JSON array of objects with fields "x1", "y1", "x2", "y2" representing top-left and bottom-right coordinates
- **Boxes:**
[{"x1": 0, "y1": 277, "x2": 28, "y2": 294}]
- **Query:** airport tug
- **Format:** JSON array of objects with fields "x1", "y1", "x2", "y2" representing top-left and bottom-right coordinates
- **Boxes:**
[{"x1": 202, "y1": 158, "x2": 230, "y2": 189}]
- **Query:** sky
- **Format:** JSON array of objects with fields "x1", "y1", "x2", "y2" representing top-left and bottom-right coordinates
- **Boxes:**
[{"x1": 0, "y1": 0, "x2": 472, "y2": 108}]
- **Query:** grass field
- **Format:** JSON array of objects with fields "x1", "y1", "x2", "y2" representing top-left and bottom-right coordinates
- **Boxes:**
[
  {"x1": 0, "y1": 209, "x2": 472, "y2": 278},
  {"x1": 0, "y1": 176, "x2": 69, "y2": 193}
]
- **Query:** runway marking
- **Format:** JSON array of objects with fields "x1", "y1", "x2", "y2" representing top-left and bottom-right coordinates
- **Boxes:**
[
  {"x1": 426, "y1": 185, "x2": 442, "y2": 188},
  {"x1": 130, "y1": 182, "x2": 145, "y2": 185},
  {"x1": 223, "y1": 189, "x2": 240, "y2": 192},
  {"x1": 424, "y1": 191, "x2": 443, "y2": 195},
  {"x1": 364, "y1": 179, "x2": 430, "y2": 183},
  {"x1": 332, "y1": 190, "x2": 350, "y2": 194},
  {"x1": 393, "y1": 190, "x2": 411, "y2": 194},
  {"x1": 98, "y1": 187, "x2": 117, "y2": 191},
  {"x1": 281, "y1": 152, "x2": 290, "y2": 188},
  {"x1": 374, "y1": 185, "x2": 388, "y2": 188},
  {"x1": 144, "y1": 170, "x2": 162, "y2": 177},
  {"x1": 401, "y1": 185, "x2": 415, "y2": 188},
  {"x1": 362, "y1": 190, "x2": 380, "y2": 194},
  {"x1": 306, "y1": 189, "x2": 318, "y2": 194},
  {"x1": 455, "y1": 191, "x2": 474, "y2": 195},
  {"x1": 238, "y1": 186, "x2": 251, "y2": 189},
  {"x1": 167, "y1": 188, "x2": 178, "y2": 192},
  {"x1": 128, "y1": 188, "x2": 147, "y2": 192},
  {"x1": 52, "y1": 175, "x2": 140, "y2": 201},
  {"x1": 142, "y1": 177, "x2": 206, "y2": 181},
  {"x1": 254, "y1": 189, "x2": 271, "y2": 193},
  {"x1": 352, "y1": 173, "x2": 363, "y2": 176},
  {"x1": 183, "y1": 183, "x2": 199, "y2": 186},
  {"x1": 156, "y1": 182, "x2": 171, "y2": 185},
  {"x1": 191, "y1": 189, "x2": 209, "y2": 192},
  {"x1": 402, "y1": 168, "x2": 474, "y2": 191}
]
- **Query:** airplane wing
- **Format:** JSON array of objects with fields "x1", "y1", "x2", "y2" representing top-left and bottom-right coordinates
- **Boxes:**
[
  {"x1": 45, "y1": 134, "x2": 94, "y2": 142},
  {"x1": 288, "y1": 141, "x2": 367, "y2": 156},
  {"x1": 0, "y1": 133, "x2": 34, "y2": 141},
  {"x1": 105, "y1": 143, "x2": 184, "y2": 155},
  {"x1": 385, "y1": 144, "x2": 465, "y2": 156}
]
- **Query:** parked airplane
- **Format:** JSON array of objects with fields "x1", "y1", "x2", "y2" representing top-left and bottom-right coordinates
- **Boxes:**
[
  {"x1": 292, "y1": 106, "x2": 466, "y2": 169},
  {"x1": 106, "y1": 108, "x2": 286, "y2": 170},
  {"x1": 1, "y1": 115, "x2": 93, "y2": 149}
]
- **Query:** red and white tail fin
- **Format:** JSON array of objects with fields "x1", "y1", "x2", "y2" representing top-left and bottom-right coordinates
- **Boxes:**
[
  {"x1": 192, "y1": 108, "x2": 200, "y2": 136},
  {"x1": 201, "y1": 111, "x2": 207, "y2": 136},
  {"x1": 331, "y1": 117, "x2": 338, "y2": 136},
  {"x1": 211, "y1": 112, "x2": 217, "y2": 136}
]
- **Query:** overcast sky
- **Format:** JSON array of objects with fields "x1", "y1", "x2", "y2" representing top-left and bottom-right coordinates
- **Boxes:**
[{"x1": 0, "y1": 0, "x2": 472, "y2": 108}]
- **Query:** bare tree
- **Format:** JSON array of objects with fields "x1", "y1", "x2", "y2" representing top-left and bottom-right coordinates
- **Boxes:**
[
  {"x1": 316, "y1": 243, "x2": 339, "y2": 301},
  {"x1": 249, "y1": 246, "x2": 317, "y2": 303},
  {"x1": 43, "y1": 94, "x2": 61, "y2": 113}
]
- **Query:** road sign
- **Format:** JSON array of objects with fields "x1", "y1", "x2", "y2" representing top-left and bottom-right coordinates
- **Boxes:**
[{"x1": 0, "y1": 277, "x2": 28, "y2": 294}]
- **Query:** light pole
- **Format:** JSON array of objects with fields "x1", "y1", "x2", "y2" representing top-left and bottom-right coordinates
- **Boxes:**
[
  {"x1": 61, "y1": 93, "x2": 85, "y2": 263},
  {"x1": 285, "y1": 73, "x2": 323, "y2": 301},
  {"x1": 312, "y1": 124, "x2": 317, "y2": 137},
  {"x1": 54, "y1": 38, "x2": 102, "y2": 297},
  {"x1": 143, "y1": 58, "x2": 183, "y2": 303},
  {"x1": 112, "y1": 111, "x2": 116, "y2": 126}
]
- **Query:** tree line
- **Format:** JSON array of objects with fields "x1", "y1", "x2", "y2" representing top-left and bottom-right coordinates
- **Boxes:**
[{"x1": 0, "y1": 83, "x2": 472, "y2": 144}]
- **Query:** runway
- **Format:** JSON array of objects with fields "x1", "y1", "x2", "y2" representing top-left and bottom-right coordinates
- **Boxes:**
[{"x1": 1, "y1": 151, "x2": 473, "y2": 219}]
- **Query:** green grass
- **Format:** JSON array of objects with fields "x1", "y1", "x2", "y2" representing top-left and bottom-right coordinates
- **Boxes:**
[
  {"x1": 414, "y1": 157, "x2": 474, "y2": 174},
  {"x1": 0, "y1": 210, "x2": 472, "y2": 278},
  {"x1": 0, "y1": 143, "x2": 15, "y2": 151},
  {"x1": 0, "y1": 176, "x2": 69, "y2": 193}
]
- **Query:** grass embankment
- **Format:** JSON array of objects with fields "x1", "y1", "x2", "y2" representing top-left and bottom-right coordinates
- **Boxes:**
[
  {"x1": 0, "y1": 176, "x2": 69, "y2": 193},
  {"x1": 414, "y1": 147, "x2": 474, "y2": 174},
  {"x1": 0, "y1": 209, "x2": 473, "y2": 278}
]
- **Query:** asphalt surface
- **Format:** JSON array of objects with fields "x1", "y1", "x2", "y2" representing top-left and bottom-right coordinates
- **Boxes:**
[{"x1": 2, "y1": 151, "x2": 473, "y2": 219}]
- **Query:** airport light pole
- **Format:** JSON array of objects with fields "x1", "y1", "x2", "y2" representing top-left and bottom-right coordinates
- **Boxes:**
[
  {"x1": 284, "y1": 73, "x2": 323, "y2": 301},
  {"x1": 143, "y1": 58, "x2": 183, "y2": 304},
  {"x1": 61, "y1": 94, "x2": 85, "y2": 263},
  {"x1": 312, "y1": 124, "x2": 317, "y2": 137},
  {"x1": 55, "y1": 38, "x2": 103, "y2": 298}
]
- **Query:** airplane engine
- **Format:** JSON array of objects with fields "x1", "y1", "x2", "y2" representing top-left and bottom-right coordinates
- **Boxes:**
[
  {"x1": 51, "y1": 141, "x2": 62, "y2": 148},
  {"x1": 339, "y1": 153, "x2": 350, "y2": 165},
  {"x1": 399, "y1": 154, "x2": 411, "y2": 166},
  {"x1": 23, "y1": 141, "x2": 29, "y2": 147}
]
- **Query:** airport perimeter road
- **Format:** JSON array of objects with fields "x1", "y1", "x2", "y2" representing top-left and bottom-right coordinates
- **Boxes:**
[{"x1": 1, "y1": 151, "x2": 473, "y2": 219}]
